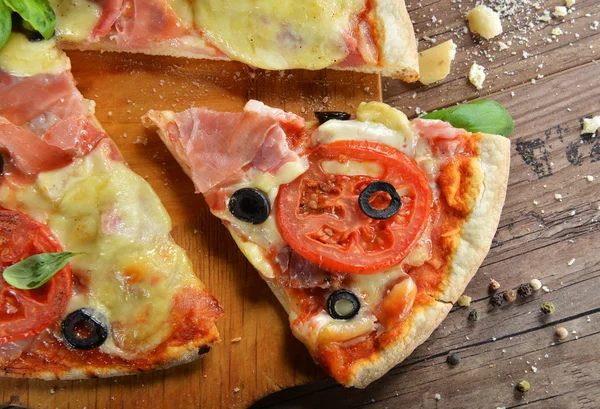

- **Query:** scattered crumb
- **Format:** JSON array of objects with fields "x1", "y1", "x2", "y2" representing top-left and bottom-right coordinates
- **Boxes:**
[
  {"x1": 466, "y1": 6, "x2": 503, "y2": 40},
  {"x1": 542, "y1": 286, "x2": 550, "y2": 293},
  {"x1": 434, "y1": 393, "x2": 441, "y2": 401},
  {"x1": 582, "y1": 116, "x2": 600, "y2": 135},
  {"x1": 531, "y1": 366, "x2": 538, "y2": 373},
  {"x1": 233, "y1": 387, "x2": 240, "y2": 393},
  {"x1": 107, "y1": 111, "x2": 113, "y2": 117},
  {"x1": 552, "y1": 27, "x2": 564, "y2": 36},
  {"x1": 567, "y1": 258, "x2": 575, "y2": 266},
  {"x1": 554, "y1": 193, "x2": 563, "y2": 201},
  {"x1": 468, "y1": 63, "x2": 486, "y2": 90},
  {"x1": 50, "y1": 388, "x2": 55, "y2": 395},
  {"x1": 586, "y1": 175, "x2": 594, "y2": 182},
  {"x1": 489, "y1": 279, "x2": 501, "y2": 291},
  {"x1": 553, "y1": 6, "x2": 568, "y2": 18},
  {"x1": 231, "y1": 337, "x2": 242, "y2": 343},
  {"x1": 533, "y1": 200, "x2": 539, "y2": 205},
  {"x1": 458, "y1": 295, "x2": 472, "y2": 307}
]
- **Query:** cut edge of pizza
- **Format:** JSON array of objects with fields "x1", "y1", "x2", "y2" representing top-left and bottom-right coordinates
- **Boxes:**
[
  {"x1": 0, "y1": 33, "x2": 222, "y2": 380},
  {"x1": 50, "y1": 0, "x2": 419, "y2": 81},
  {"x1": 142, "y1": 100, "x2": 510, "y2": 387}
]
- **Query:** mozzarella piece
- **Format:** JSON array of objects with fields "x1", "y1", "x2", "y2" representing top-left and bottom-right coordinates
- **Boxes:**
[
  {"x1": 322, "y1": 160, "x2": 383, "y2": 177},
  {"x1": 193, "y1": 0, "x2": 364, "y2": 70},
  {"x1": 0, "y1": 143, "x2": 198, "y2": 359},
  {"x1": 50, "y1": 0, "x2": 102, "y2": 42},
  {"x1": 0, "y1": 34, "x2": 69, "y2": 76},
  {"x1": 418, "y1": 40, "x2": 456, "y2": 85},
  {"x1": 316, "y1": 120, "x2": 412, "y2": 153},
  {"x1": 468, "y1": 62, "x2": 486, "y2": 90}
]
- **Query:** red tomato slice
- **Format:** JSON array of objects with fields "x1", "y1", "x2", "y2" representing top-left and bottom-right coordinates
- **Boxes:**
[
  {"x1": 277, "y1": 140, "x2": 432, "y2": 274},
  {"x1": 0, "y1": 209, "x2": 72, "y2": 344}
]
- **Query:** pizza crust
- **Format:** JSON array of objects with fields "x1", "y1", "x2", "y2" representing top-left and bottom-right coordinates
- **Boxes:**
[
  {"x1": 0, "y1": 330, "x2": 219, "y2": 380},
  {"x1": 344, "y1": 133, "x2": 510, "y2": 387}
]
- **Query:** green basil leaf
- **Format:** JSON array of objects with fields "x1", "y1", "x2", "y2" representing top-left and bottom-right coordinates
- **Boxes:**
[
  {"x1": 2, "y1": 252, "x2": 79, "y2": 290},
  {"x1": 3, "y1": 0, "x2": 55, "y2": 40},
  {"x1": 421, "y1": 100, "x2": 514, "y2": 137},
  {"x1": 0, "y1": 2, "x2": 11, "y2": 50}
]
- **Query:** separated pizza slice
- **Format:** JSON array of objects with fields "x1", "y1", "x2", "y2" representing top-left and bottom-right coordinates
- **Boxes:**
[
  {"x1": 142, "y1": 99, "x2": 511, "y2": 387},
  {"x1": 0, "y1": 33, "x2": 222, "y2": 379},
  {"x1": 49, "y1": 0, "x2": 418, "y2": 80}
]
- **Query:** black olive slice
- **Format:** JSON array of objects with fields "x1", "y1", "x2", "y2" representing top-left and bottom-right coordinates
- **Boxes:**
[
  {"x1": 327, "y1": 290, "x2": 360, "y2": 320},
  {"x1": 314, "y1": 111, "x2": 351, "y2": 124},
  {"x1": 228, "y1": 188, "x2": 270, "y2": 224},
  {"x1": 62, "y1": 308, "x2": 108, "y2": 350},
  {"x1": 358, "y1": 181, "x2": 402, "y2": 220}
]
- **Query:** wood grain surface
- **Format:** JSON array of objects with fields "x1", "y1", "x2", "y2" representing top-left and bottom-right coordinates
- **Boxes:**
[{"x1": 0, "y1": 52, "x2": 380, "y2": 409}]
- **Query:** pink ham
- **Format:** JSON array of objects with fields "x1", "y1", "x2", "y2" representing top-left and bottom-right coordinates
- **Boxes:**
[
  {"x1": 42, "y1": 115, "x2": 105, "y2": 157},
  {"x1": 93, "y1": 0, "x2": 187, "y2": 46},
  {"x1": 143, "y1": 101, "x2": 306, "y2": 193},
  {"x1": 412, "y1": 118, "x2": 471, "y2": 158},
  {"x1": 0, "y1": 71, "x2": 88, "y2": 129}
]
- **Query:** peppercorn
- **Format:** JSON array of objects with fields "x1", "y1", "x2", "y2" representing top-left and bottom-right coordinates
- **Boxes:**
[
  {"x1": 541, "y1": 302, "x2": 555, "y2": 314},
  {"x1": 529, "y1": 279, "x2": 542, "y2": 291},
  {"x1": 517, "y1": 283, "x2": 533, "y2": 298},
  {"x1": 489, "y1": 279, "x2": 500, "y2": 292},
  {"x1": 516, "y1": 380, "x2": 531, "y2": 392},
  {"x1": 490, "y1": 292, "x2": 504, "y2": 307},
  {"x1": 468, "y1": 309, "x2": 481, "y2": 322},
  {"x1": 503, "y1": 289, "x2": 517, "y2": 303},
  {"x1": 446, "y1": 353, "x2": 461, "y2": 366},
  {"x1": 555, "y1": 327, "x2": 568, "y2": 339}
]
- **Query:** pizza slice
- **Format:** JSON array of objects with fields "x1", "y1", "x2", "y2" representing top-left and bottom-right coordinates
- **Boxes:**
[
  {"x1": 48, "y1": 0, "x2": 418, "y2": 80},
  {"x1": 142, "y1": 100, "x2": 511, "y2": 387},
  {"x1": 0, "y1": 33, "x2": 222, "y2": 379}
]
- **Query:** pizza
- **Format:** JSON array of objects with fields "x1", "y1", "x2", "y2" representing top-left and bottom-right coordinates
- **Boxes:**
[
  {"x1": 48, "y1": 0, "x2": 418, "y2": 80},
  {"x1": 142, "y1": 100, "x2": 511, "y2": 387},
  {"x1": 0, "y1": 33, "x2": 222, "y2": 379}
]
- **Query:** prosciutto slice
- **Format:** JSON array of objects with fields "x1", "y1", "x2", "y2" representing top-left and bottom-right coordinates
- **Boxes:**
[{"x1": 143, "y1": 101, "x2": 306, "y2": 193}]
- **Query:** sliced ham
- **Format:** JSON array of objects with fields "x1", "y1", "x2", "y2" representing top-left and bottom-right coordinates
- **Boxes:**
[
  {"x1": 143, "y1": 100, "x2": 306, "y2": 193},
  {"x1": 42, "y1": 115, "x2": 105, "y2": 157},
  {"x1": 93, "y1": 0, "x2": 187, "y2": 46},
  {"x1": 0, "y1": 118, "x2": 72, "y2": 176},
  {"x1": 412, "y1": 118, "x2": 470, "y2": 158},
  {"x1": 0, "y1": 70, "x2": 88, "y2": 129}
]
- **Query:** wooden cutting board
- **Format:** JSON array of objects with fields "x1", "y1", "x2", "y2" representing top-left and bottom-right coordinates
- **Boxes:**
[{"x1": 0, "y1": 51, "x2": 381, "y2": 409}]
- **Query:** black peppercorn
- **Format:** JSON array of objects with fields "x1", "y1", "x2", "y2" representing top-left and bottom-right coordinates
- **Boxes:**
[
  {"x1": 468, "y1": 309, "x2": 481, "y2": 322},
  {"x1": 517, "y1": 283, "x2": 533, "y2": 298},
  {"x1": 490, "y1": 293, "x2": 504, "y2": 307},
  {"x1": 447, "y1": 353, "x2": 461, "y2": 366}
]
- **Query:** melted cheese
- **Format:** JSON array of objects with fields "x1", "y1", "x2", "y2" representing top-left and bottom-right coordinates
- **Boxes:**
[
  {"x1": 194, "y1": 0, "x2": 365, "y2": 70},
  {"x1": 418, "y1": 40, "x2": 456, "y2": 86},
  {"x1": 322, "y1": 160, "x2": 383, "y2": 177},
  {"x1": 0, "y1": 143, "x2": 198, "y2": 359},
  {"x1": 168, "y1": 0, "x2": 194, "y2": 29},
  {"x1": 0, "y1": 34, "x2": 69, "y2": 76},
  {"x1": 50, "y1": 0, "x2": 102, "y2": 42}
]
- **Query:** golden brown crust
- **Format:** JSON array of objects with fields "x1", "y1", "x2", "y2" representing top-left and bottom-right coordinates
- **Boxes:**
[{"x1": 342, "y1": 133, "x2": 510, "y2": 387}]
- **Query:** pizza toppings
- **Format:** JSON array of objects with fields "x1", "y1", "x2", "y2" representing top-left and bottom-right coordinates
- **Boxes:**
[
  {"x1": 61, "y1": 308, "x2": 108, "y2": 350},
  {"x1": 0, "y1": 209, "x2": 72, "y2": 344},
  {"x1": 315, "y1": 111, "x2": 351, "y2": 125},
  {"x1": 228, "y1": 188, "x2": 271, "y2": 225},
  {"x1": 2, "y1": 251, "x2": 79, "y2": 290},
  {"x1": 327, "y1": 290, "x2": 360, "y2": 320},
  {"x1": 277, "y1": 140, "x2": 432, "y2": 274},
  {"x1": 358, "y1": 181, "x2": 402, "y2": 220}
]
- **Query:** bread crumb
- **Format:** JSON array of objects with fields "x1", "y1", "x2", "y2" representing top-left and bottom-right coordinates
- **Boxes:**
[
  {"x1": 231, "y1": 337, "x2": 242, "y2": 343},
  {"x1": 418, "y1": 40, "x2": 457, "y2": 85},
  {"x1": 434, "y1": 393, "x2": 441, "y2": 401},
  {"x1": 466, "y1": 6, "x2": 503, "y2": 40},
  {"x1": 554, "y1": 193, "x2": 563, "y2": 201},
  {"x1": 586, "y1": 175, "x2": 594, "y2": 182},
  {"x1": 582, "y1": 116, "x2": 600, "y2": 135},
  {"x1": 553, "y1": 6, "x2": 568, "y2": 18},
  {"x1": 567, "y1": 258, "x2": 575, "y2": 266},
  {"x1": 468, "y1": 63, "x2": 486, "y2": 89},
  {"x1": 552, "y1": 27, "x2": 564, "y2": 36}
]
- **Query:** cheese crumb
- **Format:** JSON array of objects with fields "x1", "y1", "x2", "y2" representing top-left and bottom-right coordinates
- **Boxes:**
[
  {"x1": 468, "y1": 63, "x2": 486, "y2": 90},
  {"x1": 582, "y1": 116, "x2": 600, "y2": 135},
  {"x1": 554, "y1": 193, "x2": 563, "y2": 201},
  {"x1": 586, "y1": 175, "x2": 594, "y2": 182},
  {"x1": 567, "y1": 258, "x2": 575, "y2": 266},
  {"x1": 552, "y1": 27, "x2": 564, "y2": 36},
  {"x1": 434, "y1": 393, "x2": 442, "y2": 401},
  {"x1": 553, "y1": 6, "x2": 568, "y2": 18},
  {"x1": 565, "y1": 0, "x2": 575, "y2": 7},
  {"x1": 498, "y1": 41, "x2": 509, "y2": 50},
  {"x1": 418, "y1": 40, "x2": 457, "y2": 85},
  {"x1": 458, "y1": 295, "x2": 472, "y2": 307},
  {"x1": 231, "y1": 337, "x2": 242, "y2": 343},
  {"x1": 466, "y1": 6, "x2": 503, "y2": 40}
]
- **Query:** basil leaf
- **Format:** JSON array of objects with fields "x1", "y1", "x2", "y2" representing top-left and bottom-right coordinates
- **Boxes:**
[
  {"x1": 0, "y1": 2, "x2": 11, "y2": 50},
  {"x1": 3, "y1": 0, "x2": 55, "y2": 40},
  {"x1": 2, "y1": 252, "x2": 79, "y2": 290},
  {"x1": 421, "y1": 100, "x2": 514, "y2": 137}
]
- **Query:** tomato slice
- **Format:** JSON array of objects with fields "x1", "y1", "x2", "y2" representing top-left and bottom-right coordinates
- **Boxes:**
[
  {"x1": 0, "y1": 209, "x2": 72, "y2": 344},
  {"x1": 277, "y1": 140, "x2": 432, "y2": 274}
]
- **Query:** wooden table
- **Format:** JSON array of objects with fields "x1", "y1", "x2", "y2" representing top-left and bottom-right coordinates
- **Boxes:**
[{"x1": 1, "y1": 0, "x2": 599, "y2": 408}]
